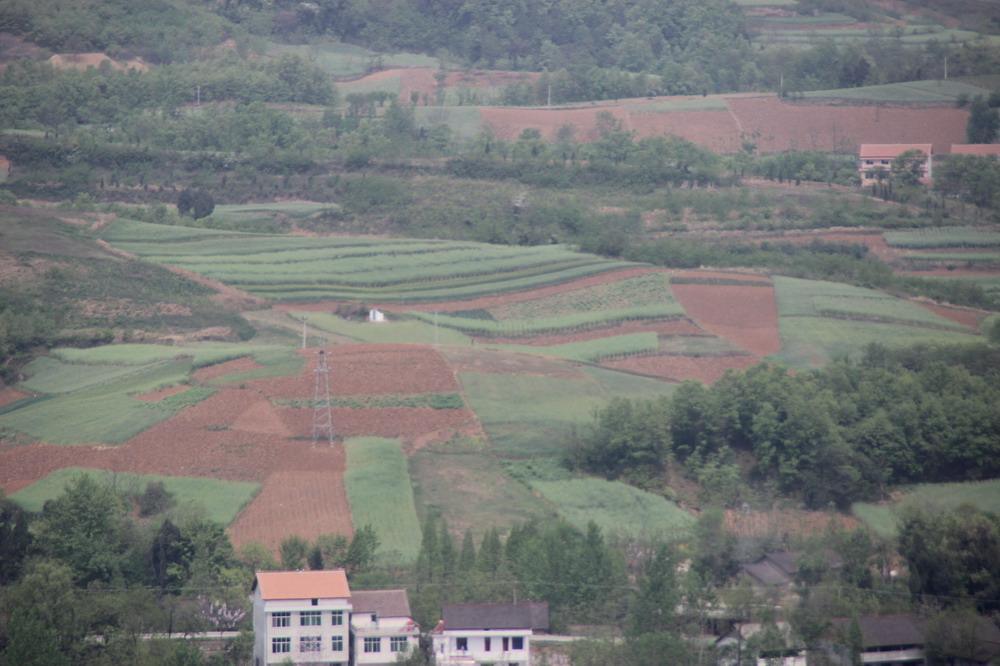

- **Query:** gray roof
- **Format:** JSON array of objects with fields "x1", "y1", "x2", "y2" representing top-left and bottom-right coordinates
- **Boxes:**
[
  {"x1": 831, "y1": 615, "x2": 922, "y2": 648},
  {"x1": 351, "y1": 589, "x2": 412, "y2": 619},
  {"x1": 442, "y1": 603, "x2": 549, "y2": 632},
  {"x1": 742, "y1": 550, "x2": 844, "y2": 586}
]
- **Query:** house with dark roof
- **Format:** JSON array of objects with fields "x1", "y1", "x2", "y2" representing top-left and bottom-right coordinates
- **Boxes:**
[
  {"x1": 741, "y1": 550, "x2": 843, "y2": 587},
  {"x1": 430, "y1": 602, "x2": 549, "y2": 665},
  {"x1": 859, "y1": 144, "x2": 933, "y2": 185},
  {"x1": 350, "y1": 589, "x2": 419, "y2": 665},
  {"x1": 252, "y1": 570, "x2": 353, "y2": 665},
  {"x1": 826, "y1": 614, "x2": 1000, "y2": 666}
]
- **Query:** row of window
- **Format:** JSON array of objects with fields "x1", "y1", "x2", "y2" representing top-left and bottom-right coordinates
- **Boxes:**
[
  {"x1": 271, "y1": 636, "x2": 409, "y2": 654},
  {"x1": 455, "y1": 636, "x2": 524, "y2": 652},
  {"x1": 271, "y1": 610, "x2": 344, "y2": 627}
]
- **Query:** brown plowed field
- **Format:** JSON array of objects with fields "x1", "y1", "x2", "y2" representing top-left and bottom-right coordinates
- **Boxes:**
[
  {"x1": 0, "y1": 386, "x2": 32, "y2": 408},
  {"x1": 915, "y1": 302, "x2": 986, "y2": 329},
  {"x1": 228, "y1": 466, "x2": 352, "y2": 552},
  {"x1": 606, "y1": 354, "x2": 759, "y2": 384},
  {"x1": 670, "y1": 272, "x2": 782, "y2": 356},
  {"x1": 0, "y1": 342, "x2": 479, "y2": 552},
  {"x1": 727, "y1": 97, "x2": 967, "y2": 155},
  {"x1": 479, "y1": 105, "x2": 632, "y2": 142},
  {"x1": 726, "y1": 506, "x2": 861, "y2": 538},
  {"x1": 628, "y1": 109, "x2": 743, "y2": 153}
]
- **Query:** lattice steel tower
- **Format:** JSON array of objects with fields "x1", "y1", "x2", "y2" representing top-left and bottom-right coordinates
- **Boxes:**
[{"x1": 312, "y1": 348, "x2": 335, "y2": 447}]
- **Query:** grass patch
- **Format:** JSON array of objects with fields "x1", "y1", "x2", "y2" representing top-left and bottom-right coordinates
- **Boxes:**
[
  {"x1": 811, "y1": 296, "x2": 971, "y2": 330},
  {"x1": 100, "y1": 218, "x2": 252, "y2": 242},
  {"x1": 278, "y1": 393, "x2": 463, "y2": 409},
  {"x1": 625, "y1": 97, "x2": 729, "y2": 113},
  {"x1": 9, "y1": 467, "x2": 258, "y2": 524},
  {"x1": 886, "y1": 227, "x2": 1000, "y2": 249},
  {"x1": 344, "y1": 437, "x2": 422, "y2": 564},
  {"x1": 410, "y1": 305, "x2": 683, "y2": 338},
  {"x1": 505, "y1": 459, "x2": 694, "y2": 540},
  {"x1": 3, "y1": 359, "x2": 192, "y2": 444},
  {"x1": 409, "y1": 439, "x2": 553, "y2": 539},
  {"x1": 578, "y1": 366, "x2": 677, "y2": 399},
  {"x1": 458, "y1": 373, "x2": 606, "y2": 457},
  {"x1": 853, "y1": 479, "x2": 1000, "y2": 539},
  {"x1": 485, "y1": 331, "x2": 661, "y2": 362},
  {"x1": 802, "y1": 80, "x2": 991, "y2": 103},
  {"x1": 292, "y1": 311, "x2": 471, "y2": 345},
  {"x1": 413, "y1": 107, "x2": 482, "y2": 140},
  {"x1": 771, "y1": 317, "x2": 979, "y2": 369}
]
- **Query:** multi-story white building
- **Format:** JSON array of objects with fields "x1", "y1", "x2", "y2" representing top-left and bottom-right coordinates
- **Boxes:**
[
  {"x1": 350, "y1": 589, "x2": 420, "y2": 665},
  {"x1": 430, "y1": 602, "x2": 549, "y2": 666},
  {"x1": 252, "y1": 570, "x2": 353, "y2": 666}
]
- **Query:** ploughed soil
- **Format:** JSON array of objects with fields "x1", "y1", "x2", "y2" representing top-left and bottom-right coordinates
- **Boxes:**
[
  {"x1": 669, "y1": 270, "x2": 783, "y2": 357},
  {"x1": 0, "y1": 344, "x2": 479, "y2": 552}
]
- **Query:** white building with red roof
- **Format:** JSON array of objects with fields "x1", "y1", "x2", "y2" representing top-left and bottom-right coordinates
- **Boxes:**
[
  {"x1": 252, "y1": 570, "x2": 353, "y2": 665},
  {"x1": 858, "y1": 143, "x2": 933, "y2": 185}
]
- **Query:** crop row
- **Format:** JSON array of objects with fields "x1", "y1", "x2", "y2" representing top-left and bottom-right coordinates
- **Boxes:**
[
  {"x1": 885, "y1": 226, "x2": 1000, "y2": 249},
  {"x1": 409, "y1": 304, "x2": 683, "y2": 338},
  {"x1": 276, "y1": 393, "x2": 464, "y2": 409},
  {"x1": 488, "y1": 332, "x2": 661, "y2": 363},
  {"x1": 489, "y1": 273, "x2": 673, "y2": 320},
  {"x1": 811, "y1": 296, "x2": 970, "y2": 330},
  {"x1": 246, "y1": 261, "x2": 632, "y2": 302}
]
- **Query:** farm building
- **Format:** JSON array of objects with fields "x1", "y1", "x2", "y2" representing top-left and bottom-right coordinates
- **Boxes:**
[
  {"x1": 350, "y1": 589, "x2": 420, "y2": 665},
  {"x1": 858, "y1": 144, "x2": 933, "y2": 185},
  {"x1": 430, "y1": 602, "x2": 549, "y2": 665},
  {"x1": 824, "y1": 614, "x2": 1000, "y2": 666},
  {"x1": 251, "y1": 570, "x2": 418, "y2": 666}
]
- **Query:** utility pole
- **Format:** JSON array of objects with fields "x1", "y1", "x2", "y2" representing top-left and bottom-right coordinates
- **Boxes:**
[
  {"x1": 312, "y1": 348, "x2": 335, "y2": 447},
  {"x1": 302, "y1": 317, "x2": 308, "y2": 349}
]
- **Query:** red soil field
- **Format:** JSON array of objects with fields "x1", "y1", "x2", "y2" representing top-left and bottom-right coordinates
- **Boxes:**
[
  {"x1": 725, "y1": 506, "x2": 861, "y2": 538},
  {"x1": 606, "y1": 354, "x2": 759, "y2": 384},
  {"x1": 915, "y1": 302, "x2": 986, "y2": 329},
  {"x1": 0, "y1": 386, "x2": 31, "y2": 408},
  {"x1": 727, "y1": 97, "x2": 968, "y2": 155},
  {"x1": 670, "y1": 271, "x2": 783, "y2": 356},
  {"x1": 628, "y1": 109, "x2": 743, "y2": 153},
  {"x1": 437, "y1": 345, "x2": 587, "y2": 379},
  {"x1": 0, "y1": 343, "x2": 478, "y2": 552},
  {"x1": 479, "y1": 104, "x2": 632, "y2": 142}
]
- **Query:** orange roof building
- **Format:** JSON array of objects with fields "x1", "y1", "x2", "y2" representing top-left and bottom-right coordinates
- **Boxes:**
[
  {"x1": 252, "y1": 570, "x2": 352, "y2": 664},
  {"x1": 858, "y1": 143, "x2": 933, "y2": 185}
]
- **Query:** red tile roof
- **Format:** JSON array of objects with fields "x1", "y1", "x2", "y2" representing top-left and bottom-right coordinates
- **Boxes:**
[
  {"x1": 951, "y1": 144, "x2": 1000, "y2": 156},
  {"x1": 859, "y1": 144, "x2": 932, "y2": 158},
  {"x1": 254, "y1": 570, "x2": 351, "y2": 601}
]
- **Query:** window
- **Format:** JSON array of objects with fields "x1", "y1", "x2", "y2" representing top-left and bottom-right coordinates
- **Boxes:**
[
  {"x1": 271, "y1": 637, "x2": 291, "y2": 654},
  {"x1": 511, "y1": 637, "x2": 524, "y2": 650},
  {"x1": 331, "y1": 610, "x2": 344, "y2": 625},
  {"x1": 311, "y1": 598, "x2": 319, "y2": 606},
  {"x1": 370, "y1": 613, "x2": 377, "y2": 622},
  {"x1": 456, "y1": 637, "x2": 468, "y2": 651},
  {"x1": 390, "y1": 637, "x2": 408, "y2": 652},
  {"x1": 331, "y1": 636, "x2": 344, "y2": 652},
  {"x1": 364, "y1": 637, "x2": 382, "y2": 653},
  {"x1": 300, "y1": 636, "x2": 321, "y2": 653},
  {"x1": 503, "y1": 637, "x2": 509, "y2": 651},
  {"x1": 484, "y1": 637, "x2": 491, "y2": 651},
  {"x1": 301, "y1": 610, "x2": 322, "y2": 626},
  {"x1": 271, "y1": 612, "x2": 290, "y2": 628}
]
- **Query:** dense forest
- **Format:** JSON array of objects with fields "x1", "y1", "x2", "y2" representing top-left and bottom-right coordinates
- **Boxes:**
[{"x1": 567, "y1": 343, "x2": 1000, "y2": 508}]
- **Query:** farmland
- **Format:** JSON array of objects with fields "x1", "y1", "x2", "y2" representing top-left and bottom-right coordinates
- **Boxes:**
[{"x1": 853, "y1": 479, "x2": 1000, "y2": 539}]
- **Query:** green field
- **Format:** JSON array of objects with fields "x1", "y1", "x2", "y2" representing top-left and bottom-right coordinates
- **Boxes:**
[
  {"x1": 270, "y1": 41, "x2": 438, "y2": 78},
  {"x1": 210, "y1": 202, "x2": 339, "y2": 227},
  {"x1": 409, "y1": 305, "x2": 682, "y2": 338},
  {"x1": 3, "y1": 359, "x2": 193, "y2": 444},
  {"x1": 105, "y1": 224, "x2": 632, "y2": 301},
  {"x1": 409, "y1": 435, "x2": 553, "y2": 538},
  {"x1": 625, "y1": 97, "x2": 729, "y2": 113},
  {"x1": 578, "y1": 366, "x2": 677, "y2": 399},
  {"x1": 802, "y1": 80, "x2": 991, "y2": 103},
  {"x1": 413, "y1": 106, "x2": 482, "y2": 140},
  {"x1": 853, "y1": 479, "x2": 1000, "y2": 538},
  {"x1": 9, "y1": 467, "x2": 258, "y2": 524},
  {"x1": 344, "y1": 437, "x2": 423, "y2": 563},
  {"x1": 292, "y1": 311, "x2": 472, "y2": 346},
  {"x1": 486, "y1": 331, "x2": 661, "y2": 362},
  {"x1": 457, "y1": 372, "x2": 607, "y2": 457},
  {"x1": 886, "y1": 227, "x2": 1000, "y2": 249},
  {"x1": 771, "y1": 276, "x2": 980, "y2": 367}
]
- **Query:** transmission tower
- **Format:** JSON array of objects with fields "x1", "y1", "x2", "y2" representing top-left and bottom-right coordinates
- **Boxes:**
[{"x1": 312, "y1": 348, "x2": 335, "y2": 447}]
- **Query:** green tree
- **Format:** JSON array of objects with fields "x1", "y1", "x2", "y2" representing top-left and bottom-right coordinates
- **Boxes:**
[
  {"x1": 34, "y1": 474, "x2": 131, "y2": 585},
  {"x1": 966, "y1": 96, "x2": 999, "y2": 143},
  {"x1": 627, "y1": 543, "x2": 680, "y2": 637}
]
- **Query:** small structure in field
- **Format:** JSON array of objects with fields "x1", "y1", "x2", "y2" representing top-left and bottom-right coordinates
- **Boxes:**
[{"x1": 858, "y1": 143, "x2": 933, "y2": 185}]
